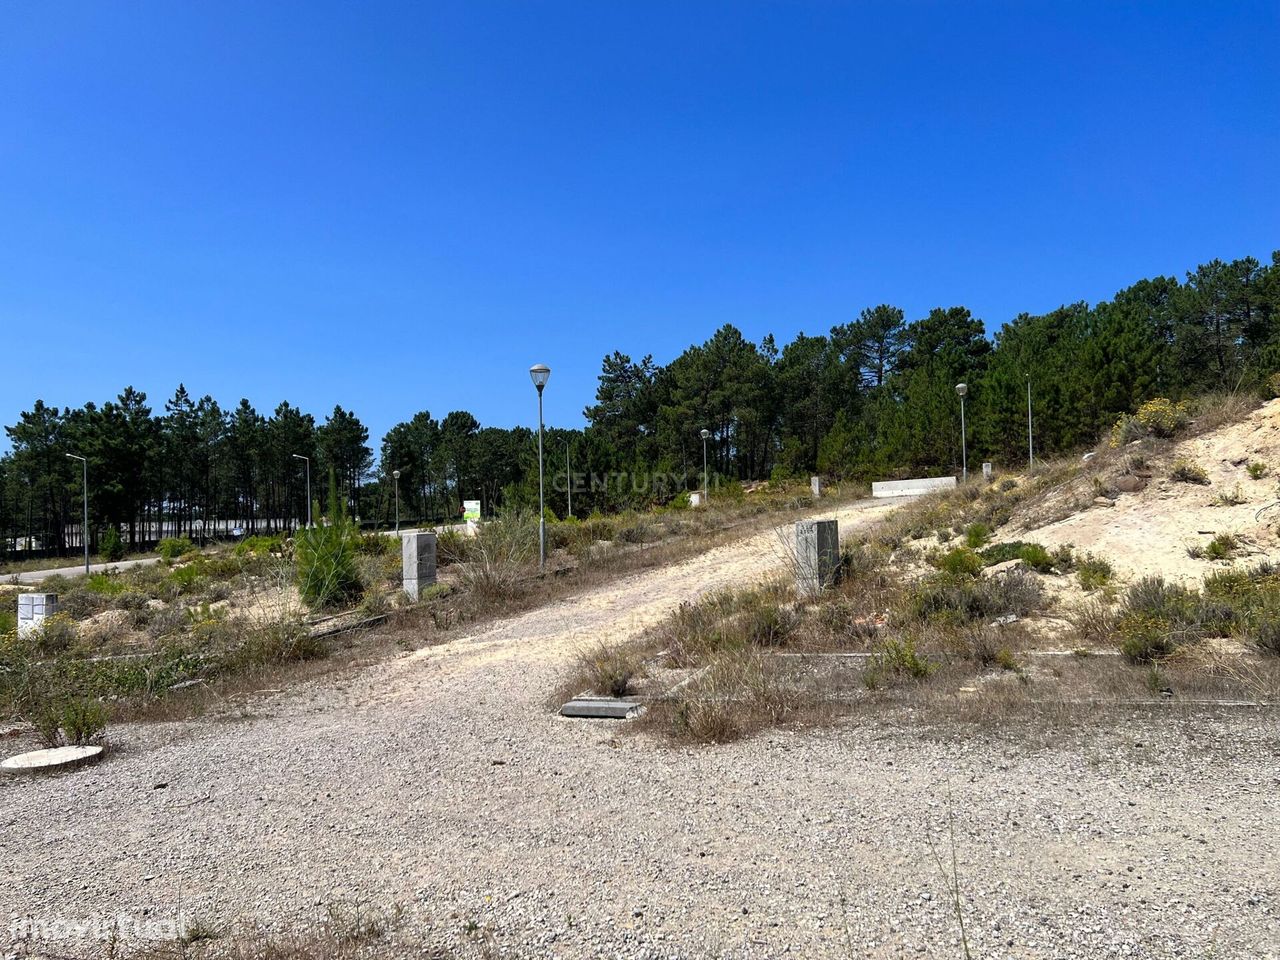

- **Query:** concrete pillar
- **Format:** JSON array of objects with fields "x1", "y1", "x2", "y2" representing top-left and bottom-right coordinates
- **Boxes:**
[
  {"x1": 982, "y1": 462, "x2": 993, "y2": 481},
  {"x1": 17, "y1": 593, "x2": 58, "y2": 638},
  {"x1": 402, "y1": 533, "x2": 437, "y2": 601},
  {"x1": 810, "y1": 476, "x2": 824, "y2": 500},
  {"x1": 795, "y1": 520, "x2": 839, "y2": 596}
]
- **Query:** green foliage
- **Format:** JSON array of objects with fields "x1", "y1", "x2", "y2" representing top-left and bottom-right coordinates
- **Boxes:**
[
  {"x1": 158, "y1": 536, "x2": 196, "y2": 563},
  {"x1": 1247, "y1": 461, "x2": 1269, "y2": 480},
  {"x1": 1075, "y1": 554, "x2": 1113, "y2": 591},
  {"x1": 930, "y1": 547, "x2": 984, "y2": 580},
  {"x1": 234, "y1": 534, "x2": 285, "y2": 558},
  {"x1": 295, "y1": 470, "x2": 363, "y2": 610},
  {"x1": 101, "y1": 526, "x2": 125, "y2": 562},
  {"x1": 869, "y1": 637, "x2": 934, "y2": 682},
  {"x1": 85, "y1": 571, "x2": 127, "y2": 595},
  {"x1": 963, "y1": 522, "x2": 991, "y2": 548},
  {"x1": 1169, "y1": 459, "x2": 1210, "y2": 485}
]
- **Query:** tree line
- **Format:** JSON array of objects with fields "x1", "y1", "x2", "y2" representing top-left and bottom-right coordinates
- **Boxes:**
[{"x1": 3, "y1": 251, "x2": 1277, "y2": 557}]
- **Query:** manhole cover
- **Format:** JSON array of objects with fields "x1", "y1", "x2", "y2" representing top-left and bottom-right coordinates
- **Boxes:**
[{"x1": 1, "y1": 745, "x2": 104, "y2": 774}]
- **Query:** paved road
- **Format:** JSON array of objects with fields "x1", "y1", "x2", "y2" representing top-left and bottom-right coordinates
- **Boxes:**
[{"x1": 6, "y1": 555, "x2": 163, "y2": 585}]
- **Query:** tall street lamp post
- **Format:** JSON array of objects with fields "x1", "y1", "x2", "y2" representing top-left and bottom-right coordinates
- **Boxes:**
[
  {"x1": 393, "y1": 469, "x2": 401, "y2": 533},
  {"x1": 529, "y1": 363, "x2": 551, "y2": 569},
  {"x1": 700, "y1": 428, "x2": 711, "y2": 501},
  {"x1": 292, "y1": 454, "x2": 311, "y2": 528},
  {"x1": 65, "y1": 453, "x2": 89, "y2": 575},
  {"x1": 955, "y1": 383, "x2": 968, "y2": 482}
]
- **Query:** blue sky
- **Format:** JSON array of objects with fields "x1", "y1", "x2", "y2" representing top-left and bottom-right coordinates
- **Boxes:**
[{"x1": 2, "y1": 1, "x2": 1277, "y2": 450}]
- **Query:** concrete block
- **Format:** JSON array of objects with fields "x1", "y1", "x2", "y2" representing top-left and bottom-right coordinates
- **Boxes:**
[
  {"x1": 689, "y1": 491, "x2": 704, "y2": 508},
  {"x1": 795, "y1": 519, "x2": 839, "y2": 596},
  {"x1": 560, "y1": 698, "x2": 644, "y2": 719},
  {"x1": 982, "y1": 462, "x2": 993, "y2": 481},
  {"x1": 401, "y1": 533, "x2": 437, "y2": 601},
  {"x1": 871, "y1": 476, "x2": 958, "y2": 498},
  {"x1": 17, "y1": 593, "x2": 57, "y2": 638},
  {"x1": 810, "y1": 476, "x2": 824, "y2": 499}
]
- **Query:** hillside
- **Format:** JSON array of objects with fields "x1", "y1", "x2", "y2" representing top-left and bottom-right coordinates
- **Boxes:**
[{"x1": 1010, "y1": 398, "x2": 1280, "y2": 585}]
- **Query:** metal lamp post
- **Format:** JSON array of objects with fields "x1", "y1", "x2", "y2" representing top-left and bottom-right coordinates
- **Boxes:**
[
  {"x1": 955, "y1": 383, "x2": 968, "y2": 482},
  {"x1": 392, "y1": 469, "x2": 401, "y2": 533},
  {"x1": 529, "y1": 363, "x2": 551, "y2": 568},
  {"x1": 292, "y1": 454, "x2": 311, "y2": 528},
  {"x1": 700, "y1": 428, "x2": 710, "y2": 501},
  {"x1": 65, "y1": 453, "x2": 89, "y2": 575}
]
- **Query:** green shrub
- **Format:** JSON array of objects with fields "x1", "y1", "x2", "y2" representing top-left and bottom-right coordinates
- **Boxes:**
[
  {"x1": 963, "y1": 522, "x2": 991, "y2": 548},
  {"x1": 1017, "y1": 543, "x2": 1056, "y2": 573},
  {"x1": 295, "y1": 471, "x2": 363, "y2": 610},
  {"x1": 1247, "y1": 461, "x2": 1269, "y2": 480},
  {"x1": 357, "y1": 532, "x2": 396, "y2": 557},
  {"x1": 907, "y1": 570, "x2": 1044, "y2": 625},
  {"x1": 158, "y1": 537, "x2": 196, "y2": 563},
  {"x1": 1117, "y1": 613, "x2": 1176, "y2": 663},
  {"x1": 233, "y1": 534, "x2": 285, "y2": 558},
  {"x1": 932, "y1": 547, "x2": 984, "y2": 580},
  {"x1": 101, "y1": 527, "x2": 125, "y2": 562},
  {"x1": 669, "y1": 490, "x2": 692, "y2": 510},
  {"x1": 869, "y1": 637, "x2": 934, "y2": 681},
  {"x1": 85, "y1": 572, "x2": 127, "y2": 596},
  {"x1": 1169, "y1": 460, "x2": 1210, "y2": 485},
  {"x1": 436, "y1": 529, "x2": 470, "y2": 565},
  {"x1": 1076, "y1": 554, "x2": 1113, "y2": 591},
  {"x1": 1204, "y1": 533, "x2": 1240, "y2": 561}
]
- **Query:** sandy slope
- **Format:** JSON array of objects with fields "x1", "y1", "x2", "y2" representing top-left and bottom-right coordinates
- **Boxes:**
[{"x1": 1016, "y1": 399, "x2": 1280, "y2": 584}]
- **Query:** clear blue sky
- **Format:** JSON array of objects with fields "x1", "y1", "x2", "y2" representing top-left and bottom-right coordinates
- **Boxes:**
[{"x1": 2, "y1": 1, "x2": 1277, "y2": 452}]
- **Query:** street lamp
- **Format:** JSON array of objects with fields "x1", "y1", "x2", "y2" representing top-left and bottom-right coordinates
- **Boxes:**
[
  {"x1": 292, "y1": 454, "x2": 311, "y2": 528},
  {"x1": 65, "y1": 453, "x2": 89, "y2": 575},
  {"x1": 392, "y1": 469, "x2": 401, "y2": 533},
  {"x1": 699, "y1": 428, "x2": 711, "y2": 501},
  {"x1": 529, "y1": 363, "x2": 551, "y2": 568},
  {"x1": 955, "y1": 383, "x2": 968, "y2": 482}
]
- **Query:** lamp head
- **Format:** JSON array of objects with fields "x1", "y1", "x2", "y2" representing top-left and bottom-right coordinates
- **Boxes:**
[
  {"x1": 955, "y1": 383, "x2": 968, "y2": 398},
  {"x1": 700, "y1": 429, "x2": 710, "y2": 440},
  {"x1": 529, "y1": 363, "x2": 551, "y2": 393},
  {"x1": 392, "y1": 470, "x2": 400, "y2": 480}
]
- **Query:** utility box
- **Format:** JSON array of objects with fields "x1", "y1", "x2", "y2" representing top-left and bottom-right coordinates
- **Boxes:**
[
  {"x1": 689, "y1": 491, "x2": 705, "y2": 508},
  {"x1": 402, "y1": 533, "x2": 437, "y2": 601},
  {"x1": 795, "y1": 520, "x2": 839, "y2": 596},
  {"x1": 17, "y1": 593, "x2": 58, "y2": 638}
]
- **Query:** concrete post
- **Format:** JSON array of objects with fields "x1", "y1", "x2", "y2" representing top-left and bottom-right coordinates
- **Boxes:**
[
  {"x1": 982, "y1": 462, "x2": 993, "y2": 481},
  {"x1": 17, "y1": 593, "x2": 58, "y2": 638},
  {"x1": 795, "y1": 520, "x2": 839, "y2": 596},
  {"x1": 810, "y1": 476, "x2": 824, "y2": 500},
  {"x1": 402, "y1": 533, "x2": 437, "y2": 601}
]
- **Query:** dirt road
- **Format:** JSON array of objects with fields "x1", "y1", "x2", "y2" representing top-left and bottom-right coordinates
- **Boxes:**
[{"x1": 3, "y1": 498, "x2": 1278, "y2": 959}]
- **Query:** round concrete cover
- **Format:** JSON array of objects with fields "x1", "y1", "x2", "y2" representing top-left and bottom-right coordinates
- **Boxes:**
[{"x1": 1, "y1": 745, "x2": 104, "y2": 774}]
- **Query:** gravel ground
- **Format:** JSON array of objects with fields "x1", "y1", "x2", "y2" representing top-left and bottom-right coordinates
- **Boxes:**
[{"x1": 3, "y1": 499, "x2": 1279, "y2": 960}]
